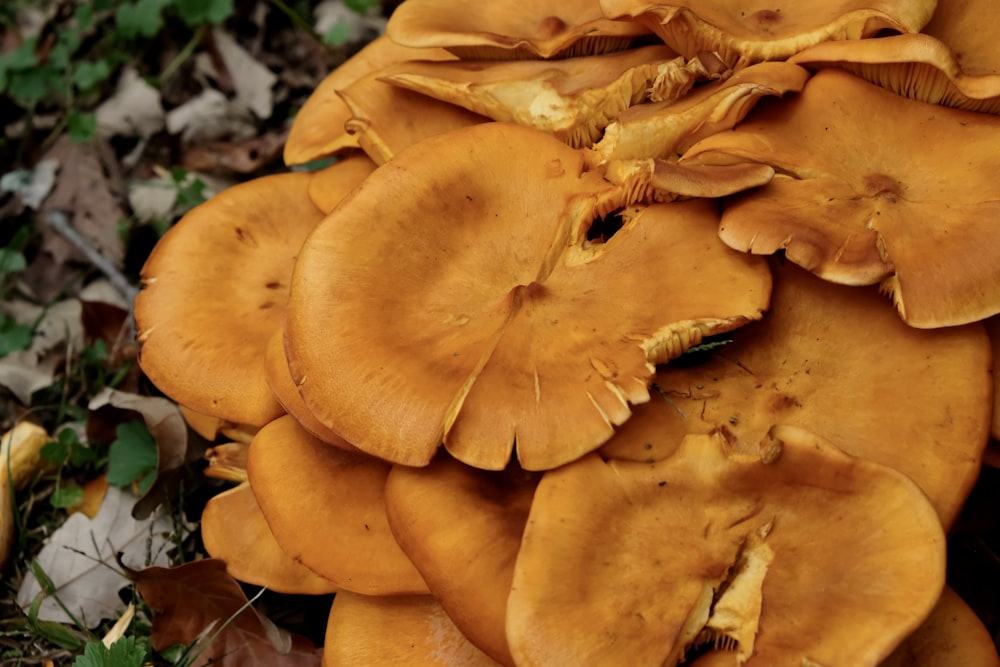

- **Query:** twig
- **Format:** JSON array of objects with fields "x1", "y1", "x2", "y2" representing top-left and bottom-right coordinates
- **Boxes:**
[{"x1": 44, "y1": 210, "x2": 139, "y2": 306}]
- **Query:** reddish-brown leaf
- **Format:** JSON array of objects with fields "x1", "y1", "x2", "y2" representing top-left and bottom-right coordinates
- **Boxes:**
[{"x1": 135, "y1": 559, "x2": 322, "y2": 667}]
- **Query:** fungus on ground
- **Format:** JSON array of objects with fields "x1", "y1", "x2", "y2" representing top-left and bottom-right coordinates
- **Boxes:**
[
  {"x1": 507, "y1": 427, "x2": 946, "y2": 666},
  {"x1": 588, "y1": 61, "x2": 809, "y2": 165},
  {"x1": 135, "y1": 172, "x2": 320, "y2": 426},
  {"x1": 135, "y1": 158, "x2": 374, "y2": 426},
  {"x1": 386, "y1": 0, "x2": 651, "y2": 60},
  {"x1": 612, "y1": 260, "x2": 991, "y2": 527},
  {"x1": 246, "y1": 415, "x2": 428, "y2": 595},
  {"x1": 378, "y1": 45, "x2": 689, "y2": 147},
  {"x1": 286, "y1": 122, "x2": 771, "y2": 471},
  {"x1": 322, "y1": 592, "x2": 501, "y2": 666},
  {"x1": 385, "y1": 455, "x2": 540, "y2": 665},
  {"x1": 788, "y1": 35, "x2": 1000, "y2": 113},
  {"x1": 334, "y1": 71, "x2": 489, "y2": 165},
  {"x1": 680, "y1": 67, "x2": 1000, "y2": 327},
  {"x1": 201, "y1": 482, "x2": 338, "y2": 595},
  {"x1": 262, "y1": 329, "x2": 358, "y2": 450},
  {"x1": 599, "y1": 0, "x2": 936, "y2": 67},
  {"x1": 283, "y1": 35, "x2": 455, "y2": 165}
]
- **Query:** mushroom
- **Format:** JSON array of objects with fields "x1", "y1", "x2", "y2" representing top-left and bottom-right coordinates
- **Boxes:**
[
  {"x1": 286, "y1": 122, "x2": 771, "y2": 470},
  {"x1": 788, "y1": 35, "x2": 1000, "y2": 113},
  {"x1": 599, "y1": 0, "x2": 936, "y2": 67},
  {"x1": 335, "y1": 71, "x2": 489, "y2": 165},
  {"x1": 378, "y1": 45, "x2": 690, "y2": 147},
  {"x1": 246, "y1": 414, "x2": 428, "y2": 595},
  {"x1": 201, "y1": 482, "x2": 339, "y2": 595},
  {"x1": 604, "y1": 259, "x2": 991, "y2": 527},
  {"x1": 284, "y1": 35, "x2": 456, "y2": 166},
  {"x1": 322, "y1": 592, "x2": 502, "y2": 666},
  {"x1": 680, "y1": 67, "x2": 1000, "y2": 327},
  {"x1": 507, "y1": 426, "x2": 946, "y2": 665},
  {"x1": 385, "y1": 455, "x2": 540, "y2": 665},
  {"x1": 588, "y1": 60, "x2": 809, "y2": 165},
  {"x1": 386, "y1": 0, "x2": 651, "y2": 60},
  {"x1": 135, "y1": 158, "x2": 373, "y2": 426}
]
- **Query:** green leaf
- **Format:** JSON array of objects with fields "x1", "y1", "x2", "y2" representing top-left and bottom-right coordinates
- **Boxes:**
[
  {"x1": 0, "y1": 247, "x2": 27, "y2": 272},
  {"x1": 106, "y1": 421, "x2": 158, "y2": 490},
  {"x1": 73, "y1": 636, "x2": 147, "y2": 667},
  {"x1": 51, "y1": 483, "x2": 84, "y2": 508},
  {"x1": 68, "y1": 111, "x2": 97, "y2": 143},
  {"x1": 0, "y1": 316, "x2": 32, "y2": 357},
  {"x1": 175, "y1": 0, "x2": 233, "y2": 26},
  {"x1": 343, "y1": 0, "x2": 380, "y2": 13},
  {"x1": 73, "y1": 60, "x2": 112, "y2": 92},
  {"x1": 34, "y1": 620, "x2": 85, "y2": 651},
  {"x1": 7, "y1": 66, "x2": 61, "y2": 105},
  {"x1": 323, "y1": 20, "x2": 353, "y2": 48},
  {"x1": 115, "y1": 0, "x2": 166, "y2": 39}
]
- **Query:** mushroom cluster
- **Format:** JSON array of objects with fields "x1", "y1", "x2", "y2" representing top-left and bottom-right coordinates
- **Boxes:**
[{"x1": 134, "y1": 0, "x2": 1000, "y2": 664}]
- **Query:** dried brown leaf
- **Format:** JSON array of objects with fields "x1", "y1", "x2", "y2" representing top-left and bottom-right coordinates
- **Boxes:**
[
  {"x1": 37, "y1": 136, "x2": 126, "y2": 269},
  {"x1": 135, "y1": 559, "x2": 322, "y2": 667}
]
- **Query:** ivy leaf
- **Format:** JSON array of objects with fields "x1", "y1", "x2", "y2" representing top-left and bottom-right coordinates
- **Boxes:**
[
  {"x1": 115, "y1": 0, "x2": 166, "y2": 39},
  {"x1": 51, "y1": 483, "x2": 85, "y2": 509},
  {"x1": 0, "y1": 315, "x2": 32, "y2": 357},
  {"x1": 175, "y1": 0, "x2": 234, "y2": 26},
  {"x1": 107, "y1": 420, "x2": 158, "y2": 494},
  {"x1": 73, "y1": 60, "x2": 111, "y2": 92},
  {"x1": 73, "y1": 636, "x2": 147, "y2": 667},
  {"x1": 68, "y1": 111, "x2": 97, "y2": 143}
]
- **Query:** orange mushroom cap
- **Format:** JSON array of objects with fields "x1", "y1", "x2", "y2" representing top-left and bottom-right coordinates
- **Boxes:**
[
  {"x1": 599, "y1": 0, "x2": 936, "y2": 67},
  {"x1": 681, "y1": 67, "x2": 1000, "y2": 327},
  {"x1": 135, "y1": 172, "x2": 323, "y2": 425},
  {"x1": 385, "y1": 455, "x2": 540, "y2": 665},
  {"x1": 246, "y1": 415, "x2": 428, "y2": 595},
  {"x1": 284, "y1": 35, "x2": 456, "y2": 165},
  {"x1": 386, "y1": 0, "x2": 650, "y2": 60},
  {"x1": 379, "y1": 45, "x2": 683, "y2": 147},
  {"x1": 605, "y1": 260, "x2": 991, "y2": 527},
  {"x1": 322, "y1": 592, "x2": 502, "y2": 666},
  {"x1": 286, "y1": 122, "x2": 771, "y2": 470},
  {"x1": 201, "y1": 482, "x2": 338, "y2": 595},
  {"x1": 508, "y1": 426, "x2": 946, "y2": 666}
]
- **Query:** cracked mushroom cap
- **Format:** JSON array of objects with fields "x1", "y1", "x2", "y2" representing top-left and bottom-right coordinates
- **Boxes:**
[
  {"x1": 385, "y1": 455, "x2": 540, "y2": 665},
  {"x1": 135, "y1": 172, "x2": 322, "y2": 426},
  {"x1": 378, "y1": 45, "x2": 683, "y2": 148},
  {"x1": 201, "y1": 482, "x2": 338, "y2": 595},
  {"x1": 606, "y1": 260, "x2": 991, "y2": 527},
  {"x1": 386, "y1": 0, "x2": 650, "y2": 60},
  {"x1": 284, "y1": 35, "x2": 455, "y2": 165},
  {"x1": 681, "y1": 67, "x2": 1000, "y2": 327},
  {"x1": 508, "y1": 426, "x2": 946, "y2": 666},
  {"x1": 788, "y1": 34, "x2": 1000, "y2": 114},
  {"x1": 322, "y1": 592, "x2": 501, "y2": 667},
  {"x1": 246, "y1": 415, "x2": 428, "y2": 595},
  {"x1": 286, "y1": 122, "x2": 771, "y2": 471},
  {"x1": 599, "y1": 0, "x2": 935, "y2": 67},
  {"x1": 588, "y1": 60, "x2": 809, "y2": 165}
]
